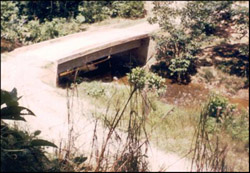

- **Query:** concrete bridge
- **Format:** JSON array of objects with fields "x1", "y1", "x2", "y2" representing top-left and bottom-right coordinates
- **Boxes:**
[
  {"x1": 1, "y1": 21, "x2": 193, "y2": 171},
  {"x1": 9, "y1": 22, "x2": 159, "y2": 86}
]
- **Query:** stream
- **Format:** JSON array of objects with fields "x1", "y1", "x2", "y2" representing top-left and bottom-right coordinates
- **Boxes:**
[{"x1": 71, "y1": 57, "x2": 249, "y2": 110}]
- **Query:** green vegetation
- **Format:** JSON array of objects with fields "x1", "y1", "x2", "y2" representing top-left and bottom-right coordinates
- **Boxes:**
[
  {"x1": 149, "y1": 1, "x2": 249, "y2": 83},
  {"x1": 1, "y1": 1, "x2": 145, "y2": 49},
  {"x1": 128, "y1": 67, "x2": 165, "y2": 91},
  {"x1": 76, "y1": 68, "x2": 165, "y2": 172},
  {"x1": 1, "y1": 1, "x2": 248, "y2": 172},
  {"x1": 1, "y1": 88, "x2": 90, "y2": 172},
  {"x1": 1, "y1": 88, "x2": 59, "y2": 172},
  {"x1": 207, "y1": 94, "x2": 236, "y2": 119},
  {"x1": 78, "y1": 68, "x2": 249, "y2": 171},
  {"x1": 192, "y1": 94, "x2": 249, "y2": 171}
]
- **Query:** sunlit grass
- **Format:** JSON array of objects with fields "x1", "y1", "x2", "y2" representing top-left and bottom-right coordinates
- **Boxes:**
[{"x1": 77, "y1": 78, "x2": 249, "y2": 171}]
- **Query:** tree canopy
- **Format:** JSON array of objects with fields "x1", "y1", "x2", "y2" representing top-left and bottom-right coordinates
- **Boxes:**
[{"x1": 149, "y1": 1, "x2": 249, "y2": 83}]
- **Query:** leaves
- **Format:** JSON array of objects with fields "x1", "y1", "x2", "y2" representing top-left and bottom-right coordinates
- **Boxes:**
[
  {"x1": 1, "y1": 88, "x2": 21, "y2": 107},
  {"x1": 73, "y1": 155, "x2": 87, "y2": 165},
  {"x1": 128, "y1": 67, "x2": 165, "y2": 92},
  {"x1": 1, "y1": 88, "x2": 59, "y2": 172},
  {"x1": 30, "y1": 139, "x2": 57, "y2": 148},
  {"x1": 1, "y1": 88, "x2": 35, "y2": 121},
  {"x1": 128, "y1": 67, "x2": 147, "y2": 90},
  {"x1": 33, "y1": 130, "x2": 41, "y2": 136},
  {"x1": 1, "y1": 1, "x2": 145, "y2": 45}
]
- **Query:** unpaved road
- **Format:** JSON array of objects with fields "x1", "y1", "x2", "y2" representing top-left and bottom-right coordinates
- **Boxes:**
[{"x1": 1, "y1": 19, "x2": 193, "y2": 171}]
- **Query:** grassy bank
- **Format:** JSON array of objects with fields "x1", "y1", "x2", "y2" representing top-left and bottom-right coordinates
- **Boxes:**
[{"x1": 75, "y1": 75, "x2": 248, "y2": 172}]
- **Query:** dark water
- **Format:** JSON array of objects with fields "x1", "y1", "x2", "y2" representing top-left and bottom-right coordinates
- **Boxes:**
[
  {"x1": 161, "y1": 79, "x2": 210, "y2": 107},
  {"x1": 161, "y1": 79, "x2": 249, "y2": 109}
]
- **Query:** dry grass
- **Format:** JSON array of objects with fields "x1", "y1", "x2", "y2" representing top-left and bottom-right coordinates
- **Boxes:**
[
  {"x1": 78, "y1": 77, "x2": 249, "y2": 171},
  {"x1": 56, "y1": 80, "x2": 151, "y2": 172}
]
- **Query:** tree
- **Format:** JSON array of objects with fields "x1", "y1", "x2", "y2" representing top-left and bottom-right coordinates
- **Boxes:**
[
  {"x1": 148, "y1": 2, "x2": 199, "y2": 83},
  {"x1": 148, "y1": 1, "x2": 249, "y2": 83}
]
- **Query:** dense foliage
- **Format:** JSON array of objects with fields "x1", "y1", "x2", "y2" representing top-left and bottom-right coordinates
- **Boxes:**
[
  {"x1": 204, "y1": 94, "x2": 249, "y2": 146},
  {"x1": 128, "y1": 67, "x2": 166, "y2": 95},
  {"x1": 1, "y1": 88, "x2": 59, "y2": 172},
  {"x1": 149, "y1": 1, "x2": 249, "y2": 83},
  {"x1": 1, "y1": 1, "x2": 145, "y2": 47},
  {"x1": 206, "y1": 94, "x2": 236, "y2": 119},
  {"x1": 192, "y1": 93, "x2": 249, "y2": 172}
]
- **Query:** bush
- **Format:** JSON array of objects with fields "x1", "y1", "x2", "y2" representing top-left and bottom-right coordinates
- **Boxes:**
[
  {"x1": 1, "y1": 1, "x2": 146, "y2": 48},
  {"x1": 111, "y1": 1, "x2": 145, "y2": 19},
  {"x1": 85, "y1": 81, "x2": 106, "y2": 98},
  {"x1": 203, "y1": 94, "x2": 249, "y2": 148},
  {"x1": 78, "y1": 1, "x2": 110, "y2": 23},
  {"x1": 128, "y1": 67, "x2": 166, "y2": 93},
  {"x1": 1, "y1": 1, "x2": 24, "y2": 42},
  {"x1": 207, "y1": 94, "x2": 235, "y2": 119},
  {"x1": 8, "y1": 17, "x2": 85, "y2": 45},
  {"x1": 150, "y1": 29, "x2": 199, "y2": 84},
  {"x1": 128, "y1": 67, "x2": 147, "y2": 90},
  {"x1": 1, "y1": 88, "x2": 58, "y2": 172},
  {"x1": 168, "y1": 54, "x2": 197, "y2": 83},
  {"x1": 193, "y1": 94, "x2": 249, "y2": 172},
  {"x1": 149, "y1": 1, "x2": 249, "y2": 84}
]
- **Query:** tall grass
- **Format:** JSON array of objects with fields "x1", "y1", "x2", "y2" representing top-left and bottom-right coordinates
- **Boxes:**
[
  {"x1": 56, "y1": 75, "x2": 151, "y2": 171},
  {"x1": 191, "y1": 94, "x2": 249, "y2": 172},
  {"x1": 56, "y1": 67, "x2": 249, "y2": 172}
]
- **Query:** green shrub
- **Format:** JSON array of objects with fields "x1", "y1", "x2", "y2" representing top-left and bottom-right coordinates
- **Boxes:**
[
  {"x1": 1, "y1": 1, "x2": 146, "y2": 47},
  {"x1": 147, "y1": 72, "x2": 166, "y2": 90},
  {"x1": 111, "y1": 1, "x2": 145, "y2": 18},
  {"x1": 78, "y1": 1, "x2": 110, "y2": 23},
  {"x1": 1, "y1": 88, "x2": 58, "y2": 172},
  {"x1": 168, "y1": 54, "x2": 197, "y2": 83},
  {"x1": 169, "y1": 58, "x2": 190, "y2": 82},
  {"x1": 21, "y1": 20, "x2": 42, "y2": 43},
  {"x1": 85, "y1": 82, "x2": 106, "y2": 98},
  {"x1": 1, "y1": 1, "x2": 23, "y2": 41},
  {"x1": 128, "y1": 67, "x2": 147, "y2": 90},
  {"x1": 128, "y1": 67, "x2": 166, "y2": 93},
  {"x1": 207, "y1": 94, "x2": 235, "y2": 119},
  {"x1": 224, "y1": 110, "x2": 249, "y2": 144},
  {"x1": 150, "y1": 29, "x2": 198, "y2": 84},
  {"x1": 203, "y1": 95, "x2": 249, "y2": 149}
]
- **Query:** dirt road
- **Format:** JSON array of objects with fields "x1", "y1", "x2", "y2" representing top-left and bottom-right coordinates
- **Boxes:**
[{"x1": 1, "y1": 19, "x2": 193, "y2": 171}]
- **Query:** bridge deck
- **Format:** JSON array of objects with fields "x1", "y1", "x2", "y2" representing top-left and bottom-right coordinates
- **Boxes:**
[
  {"x1": 10, "y1": 22, "x2": 159, "y2": 86},
  {"x1": 12, "y1": 22, "x2": 158, "y2": 63}
]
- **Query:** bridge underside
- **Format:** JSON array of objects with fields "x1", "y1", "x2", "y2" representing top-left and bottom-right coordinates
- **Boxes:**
[{"x1": 55, "y1": 35, "x2": 150, "y2": 86}]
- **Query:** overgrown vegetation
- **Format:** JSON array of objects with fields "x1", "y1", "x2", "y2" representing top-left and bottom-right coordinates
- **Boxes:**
[
  {"x1": 149, "y1": 1, "x2": 249, "y2": 83},
  {"x1": 78, "y1": 67, "x2": 249, "y2": 171},
  {"x1": 191, "y1": 94, "x2": 249, "y2": 172},
  {"x1": 1, "y1": 88, "x2": 59, "y2": 172},
  {"x1": 1, "y1": 1, "x2": 248, "y2": 172},
  {"x1": 71, "y1": 67, "x2": 166, "y2": 171},
  {"x1": 1, "y1": 1, "x2": 145, "y2": 50},
  {"x1": 1, "y1": 88, "x2": 92, "y2": 172}
]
